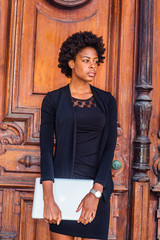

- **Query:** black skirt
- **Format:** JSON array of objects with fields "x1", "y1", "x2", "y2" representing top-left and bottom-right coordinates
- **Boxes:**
[{"x1": 49, "y1": 196, "x2": 110, "y2": 240}]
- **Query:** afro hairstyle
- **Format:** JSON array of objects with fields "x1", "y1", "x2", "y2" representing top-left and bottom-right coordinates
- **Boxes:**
[{"x1": 58, "y1": 31, "x2": 105, "y2": 78}]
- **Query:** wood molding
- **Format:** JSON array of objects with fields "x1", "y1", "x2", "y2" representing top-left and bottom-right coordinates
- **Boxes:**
[
  {"x1": 131, "y1": 182, "x2": 150, "y2": 240},
  {"x1": 36, "y1": 0, "x2": 97, "y2": 22},
  {"x1": 46, "y1": 0, "x2": 91, "y2": 9},
  {"x1": 131, "y1": 0, "x2": 154, "y2": 239},
  {"x1": 132, "y1": 0, "x2": 153, "y2": 181}
]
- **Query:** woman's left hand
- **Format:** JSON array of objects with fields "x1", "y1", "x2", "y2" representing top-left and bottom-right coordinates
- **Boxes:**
[{"x1": 76, "y1": 192, "x2": 99, "y2": 225}]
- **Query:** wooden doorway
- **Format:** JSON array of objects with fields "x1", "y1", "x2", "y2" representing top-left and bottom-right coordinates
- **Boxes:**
[{"x1": 0, "y1": 0, "x2": 159, "y2": 239}]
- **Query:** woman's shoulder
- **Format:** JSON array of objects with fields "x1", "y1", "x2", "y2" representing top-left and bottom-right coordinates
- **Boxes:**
[
  {"x1": 43, "y1": 84, "x2": 68, "y2": 103},
  {"x1": 47, "y1": 84, "x2": 67, "y2": 96}
]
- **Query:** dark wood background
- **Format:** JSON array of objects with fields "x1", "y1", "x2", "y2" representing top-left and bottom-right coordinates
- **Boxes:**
[{"x1": 0, "y1": 0, "x2": 159, "y2": 239}]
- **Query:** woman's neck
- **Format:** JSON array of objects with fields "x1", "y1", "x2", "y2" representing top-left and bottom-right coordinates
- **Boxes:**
[
  {"x1": 69, "y1": 80, "x2": 92, "y2": 94},
  {"x1": 69, "y1": 80, "x2": 93, "y2": 99}
]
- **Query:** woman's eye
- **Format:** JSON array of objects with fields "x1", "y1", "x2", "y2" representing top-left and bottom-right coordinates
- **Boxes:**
[
  {"x1": 83, "y1": 59, "x2": 89, "y2": 62},
  {"x1": 82, "y1": 59, "x2": 98, "y2": 64}
]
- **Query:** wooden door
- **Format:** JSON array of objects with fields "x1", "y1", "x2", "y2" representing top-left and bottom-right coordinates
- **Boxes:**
[{"x1": 0, "y1": 0, "x2": 158, "y2": 239}]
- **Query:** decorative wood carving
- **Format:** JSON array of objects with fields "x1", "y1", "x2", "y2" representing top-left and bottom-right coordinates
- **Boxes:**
[
  {"x1": 152, "y1": 146, "x2": 160, "y2": 177},
  {"x1": 0, "y1": 122, "x2": 24, "y2": 155},
  {"x1": 132, "y1": 0, "x2": 153, "y2": 181},
  {"x1": 131, "y1": 0, "x2": 154, "y2": 239},
  {"x1": 0, "y1": 122, "x2": 23, "y2": 145},
  {"x1": 18, "y1": 155, "x2": 40, "y2": 168}
]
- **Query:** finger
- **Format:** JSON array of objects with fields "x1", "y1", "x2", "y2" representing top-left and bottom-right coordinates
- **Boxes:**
[
  {"x1": 89, "y1": 213, "x2": 94, "y2": 223},
  {"x1": 90, "y1": 212, "x2": 96, "y2": 222},
  {"x1": 49, "y1": 220, "x2": 56, "y2": 224},
  {"x1": 85, "y1": 212, "x2": 92, "y2": 225},
  {"x1": 45, "y1": 218, "x2": 54, "y2": 224},
  {"x1": 57, "y1": 212, "x2": 62, "y2": 225},
  {"x1": 79, "y1": 208, "x2": 89, "y2": 224},
  {"x1": 57, "y1": 219, "x2": 60, "y2": 225},
  {"x1": 44, "y1": 217, "x2": 52, "y2": 223},
  {"x1": 44, "y1": 218, "x2": 49, "y2": 224},
  {"x1": 77, "y1": 209, "x2": 85, "y2": 223},
  {"x1": 82, "y1": 211, "x2": 90, "y2": 225},
  {"x1": 76, "y1": 201, "x2": 83, "y2": 212}
]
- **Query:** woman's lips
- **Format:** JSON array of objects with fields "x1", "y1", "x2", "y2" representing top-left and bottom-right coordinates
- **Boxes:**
[{"x1": 87, "y1": 72, "x2": 96, "y2": 77}]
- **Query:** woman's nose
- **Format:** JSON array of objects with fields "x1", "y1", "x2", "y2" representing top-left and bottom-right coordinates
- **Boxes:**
[{"x1": 89, "y1": 61, "x2": 96, "y2": 68}]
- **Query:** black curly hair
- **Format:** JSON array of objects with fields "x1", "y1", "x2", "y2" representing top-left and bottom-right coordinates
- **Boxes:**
[{"x1": 58, "y1": 31, "x2": 105, "y2": 78}]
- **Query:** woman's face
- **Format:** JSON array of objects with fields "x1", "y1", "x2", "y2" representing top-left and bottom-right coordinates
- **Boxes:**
[{"x1": 69, "y1": 47, "x2": 99, "y2": 82}]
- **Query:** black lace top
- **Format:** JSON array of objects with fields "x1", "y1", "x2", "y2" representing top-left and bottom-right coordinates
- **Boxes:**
[{"x1": 72, "y1": 95, "x2": 106, "y2": 179}]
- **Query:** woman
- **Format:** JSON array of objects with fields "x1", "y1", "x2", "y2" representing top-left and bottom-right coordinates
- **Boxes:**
[{"x1": 40, "y1": 31, "x2": 117, "y2": 240}]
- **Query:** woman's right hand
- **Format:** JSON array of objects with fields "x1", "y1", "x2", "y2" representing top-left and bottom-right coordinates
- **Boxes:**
[
  {"x1": 42, "y1": 180, "x2": 62, "y2": 225},
  {"x1": 43, "y1": 197, "x2": 62, "y2": 225}
]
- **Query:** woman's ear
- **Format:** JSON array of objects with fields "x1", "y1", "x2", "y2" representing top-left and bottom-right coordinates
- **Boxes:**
[{"x1": 68, "y1": 60, "x2": 75, "y2": 69}]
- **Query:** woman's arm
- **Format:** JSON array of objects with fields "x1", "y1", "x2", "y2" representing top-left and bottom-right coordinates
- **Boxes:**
[
  {"x1": 42, "y1": 181, "x2": 62, "y2": 225},
  {"x1": 40, "y1": 92, "x2": 55, "y2": 183},
  {"x1": 40, "y1": 93, "x2": 62, "y2": 224},
  {"x1": 94, "y1": 93, "x2": 117, "y2": 187},
  {"x1": 76, "y1": 182, "x2": 103, "y2": 225}
]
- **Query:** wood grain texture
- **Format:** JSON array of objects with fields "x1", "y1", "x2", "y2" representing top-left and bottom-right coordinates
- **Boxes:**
[
  {"x1": 19, "y1": 193, "x2": 36, "y2": 240},
  {"x1": 1, "y1": 0, "x2": 159, "y2": 239},
  {"x1": 131, "y1": 182, "x2": 150, "y2": 240}
]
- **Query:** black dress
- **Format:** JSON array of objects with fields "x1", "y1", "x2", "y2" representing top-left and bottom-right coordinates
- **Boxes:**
[{"x1": 49, "y1": 96, "x2": 110, "y2": 240}]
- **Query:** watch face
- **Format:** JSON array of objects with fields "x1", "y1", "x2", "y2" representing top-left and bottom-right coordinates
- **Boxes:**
[{"x1": 95, "y1": 191, "x2": 101, "y2": 198}]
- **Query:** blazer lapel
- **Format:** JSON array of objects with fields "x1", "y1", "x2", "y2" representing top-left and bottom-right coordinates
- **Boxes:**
[
  {"x1": 65, "y1": 84, "x2": 77, "y2": 171},
  {"x1": 55, "y1": 84, "x2": 77, "y2": 175}
]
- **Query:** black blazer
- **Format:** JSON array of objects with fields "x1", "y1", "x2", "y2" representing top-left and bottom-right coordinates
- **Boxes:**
[{"x1": 40, "y1": 84, "x2": 117, "y2": 201}]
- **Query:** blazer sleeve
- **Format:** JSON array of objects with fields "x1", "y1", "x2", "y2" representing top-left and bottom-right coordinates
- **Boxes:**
[
  {"x1": 94, "y1": 93, "x2": 117, "y2": 187},
  {"x1": 40, "y1": 92, "x2": 55, "y2": 183}
]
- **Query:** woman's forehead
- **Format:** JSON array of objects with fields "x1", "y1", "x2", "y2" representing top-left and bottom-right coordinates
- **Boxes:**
[{"x1": 78, "y1": 47, "x2": 98, "y2": 58}]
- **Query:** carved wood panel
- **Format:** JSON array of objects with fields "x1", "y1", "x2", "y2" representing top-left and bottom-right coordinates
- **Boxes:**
[{"x1": 0, "y1": 0, "x2": 138, "y2": 239}]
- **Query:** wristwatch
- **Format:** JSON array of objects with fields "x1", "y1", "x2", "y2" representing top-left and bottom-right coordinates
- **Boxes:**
[{"x1": 90, "y1": 189, "x2": 102, "y2": 199}]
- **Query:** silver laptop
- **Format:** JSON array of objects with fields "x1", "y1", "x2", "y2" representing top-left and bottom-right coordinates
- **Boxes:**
[{"x1": 32, "y1": 178, "x2": 94, "y2": 221}]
